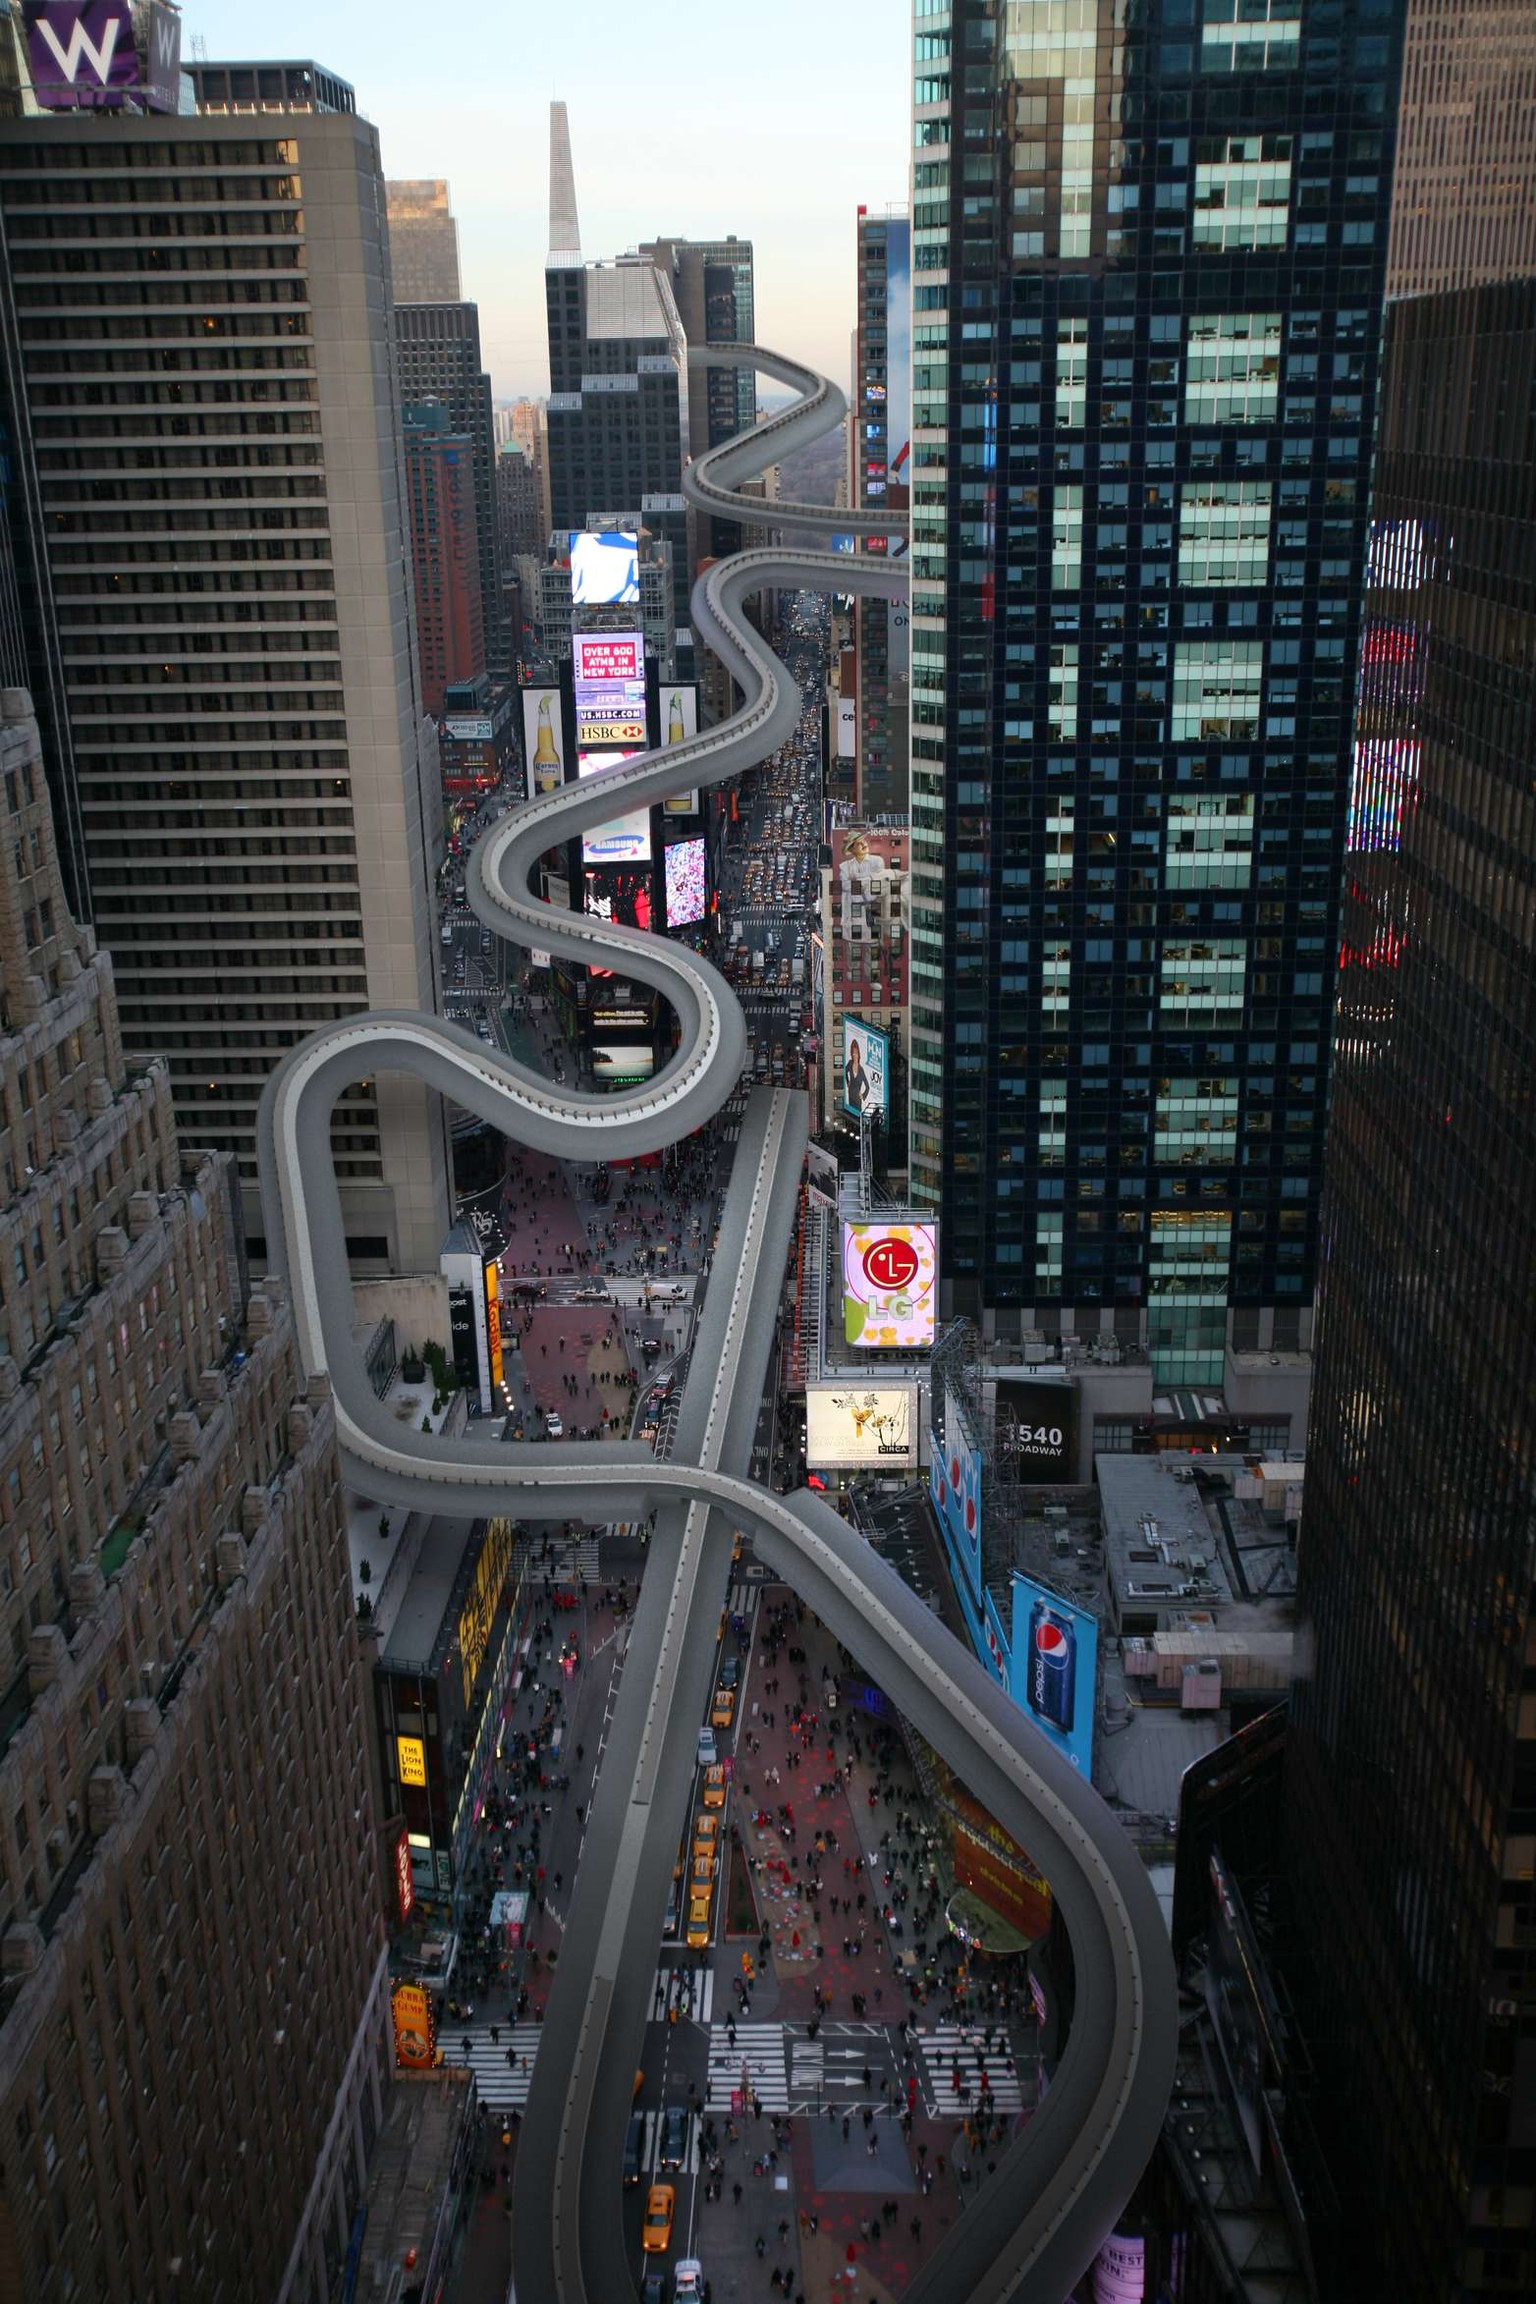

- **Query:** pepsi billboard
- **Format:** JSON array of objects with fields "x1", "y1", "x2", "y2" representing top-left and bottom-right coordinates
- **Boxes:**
[{"x1": 1010, "y1": 1572, "x2": 1097, "y2": 1777}]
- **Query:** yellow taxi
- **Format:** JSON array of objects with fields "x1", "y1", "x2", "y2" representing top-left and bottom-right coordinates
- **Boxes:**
[
  {"x1": 642, "y1": 2184, "x2": 675, "y2": 2254},
  {"x1": 692, "y1": 1812, "x2": 719, "y2": 1864},
  {"x1": 701, "y1": 1764, "x2": 726, "y2": 1811},
  {"x1": 711, "y1": 1687, "x2": 735, "y2": 1732},
  {"x1": 692, "y1": 1851, "x2": 718, "y2": 1891},
  {"x1": 686, "y1": 1889, "x2": 713, "y2": 1949}
]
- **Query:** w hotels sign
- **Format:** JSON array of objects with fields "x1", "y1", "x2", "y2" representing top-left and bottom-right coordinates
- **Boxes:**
[{"x1": 23, "y1": 0, "x2": 182, "y2": 113}]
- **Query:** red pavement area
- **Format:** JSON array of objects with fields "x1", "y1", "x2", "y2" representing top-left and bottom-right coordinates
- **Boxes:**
[
  {"x1": 507, "y1": 1303, "x2": 633, "y2": 1439},
  {"x1": 499, "y1": 1149, "x2": 588, "y2": 1270}
]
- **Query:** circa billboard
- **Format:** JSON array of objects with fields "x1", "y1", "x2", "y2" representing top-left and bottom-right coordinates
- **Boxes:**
[{"x1": 805, "y1": 1384, "x2": 918, "y2": 1471}]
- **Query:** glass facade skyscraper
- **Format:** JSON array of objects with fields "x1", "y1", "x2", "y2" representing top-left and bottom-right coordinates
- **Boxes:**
[
  {"x1": 1282, "y1": 276, "x2": 1536, "y2": 2304},
  {"x1": 909, "y1": 0, "x2": 1404, "y2": 1383}
]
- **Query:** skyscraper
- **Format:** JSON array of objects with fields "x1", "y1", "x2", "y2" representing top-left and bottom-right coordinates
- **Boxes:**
[
  {"x1": 639, "y1": 233, "x2": 754, "y2": 556},
  {"x1": 0, "y1": 99, "x2": 450, "y2": 1275},
  {"x1": 546, "y1": 108, "x2": 691, "y2": 633},
  {"x1": 404, "y1": 400, "x2": 486, "y2": 710},
  {"x1": 394, "y1": 302, "x2": 508, "y2": 676},
  {"x1": 0, "y1": 688, "x2": 389, "y2": 2302},
  {"x1": 851, "y1": 207, "x2": 911, "y2": 815},
  {"x1": 909, "y1": 1, "x2": 1404, "y2": 1411},
  {"x1": 1387, "y1": 0, "x2": 1536, "y2": 297},
  {"x1": 386, "y1": 178, "x2": 464, "y2": 303},
  {"x1": 1282, "y1": 276, "x2": 1536, "y2": 2304}
]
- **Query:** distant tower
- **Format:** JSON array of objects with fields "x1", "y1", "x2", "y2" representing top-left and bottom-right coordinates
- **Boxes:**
[
  {"x1": 548, "y1": 100, "x2": 582, "y2": 265},
  {"x1": 386, "y1": 179, "x2": 463, "y2": 302}
]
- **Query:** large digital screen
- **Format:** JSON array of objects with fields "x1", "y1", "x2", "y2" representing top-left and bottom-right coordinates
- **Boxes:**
[
  {"x1": 840, "y1": 1018, "x2": 890, "y2": 1126},
  {"x1": 661, "y1": 683, "x2": 699, "y2": 815},
  {"x1": 591, "y1": 1043, "x2": 655, "y2": 1082},
  {"x1": 1010, "y1": 1571, "x2": 1097, "y2": 1778},
  {"x1": 573, "y1": 630, "x2": 647, "y2": 746},
  {"x1": 570, "y1": 529, "x2": 640, "y2": 605},
  {"x1": 522, "y1": 685, "x2": 565, "y2": 799},
  {"x1": 1346, "y1": 735, "x2": 1420, "y2": 856},
  {"x1": 664, "y1": 837, "x2": 706, "y2": 927},
  {"x1": 842, "y1": 1217, "x2": 936, "y2": 1350},
  {"x1": 584, "y1": 868, "x2": 654, "y2": 937},
  {"x1": 930, "y1": 1370, "x2": 982, "y2": 1598},
  {"x1": 805, "y1": 1384, "x2": 918, "y2": 1470},
  {"x1": 578, "y1": 751, "x2": 651, "y2": 865}
]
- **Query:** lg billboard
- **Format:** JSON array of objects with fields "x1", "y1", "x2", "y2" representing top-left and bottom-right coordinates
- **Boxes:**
[{"x1": 842, "y1": 1218, "x2": 935, "y2": 1350}]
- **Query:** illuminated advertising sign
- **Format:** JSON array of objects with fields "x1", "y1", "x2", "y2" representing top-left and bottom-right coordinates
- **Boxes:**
[
  {"x1": 397, "y1": 1735, "x2": 428, "y2": 1788},
  {"x1": 1346, "y1": 735, "x2": 1420, "y2": 856},
  {"x1": 805, "y1": 1384, "x2": 919, "y2": 1470},
  {"x1": 577, "y1": 751, "x2": 651, "y2": 865},
  {"x1": 664, "y1": 837, "x2": 706, "y2": 927},
  {"x1": 1093, "y1": 2234, "x2": 1147, "y2": 2304},
  {"x1": 24, "y1": 1, "x2": 140, "y2": 109},
  {"x1": 391, "y1": 1981, "x2": 436, "y2": 2070},
  {"x1": 930, "y1": 1372, "x2": 982, "y2": 1598},
  {"x1": 458, "y1": 1514, "x2": 513, "y2": 1705},
  {"x1": 591, "y1": 1043, "x2": 656, "y2": 1082},
  {"x1": 483, "y1": 1260, "x2": 504, "y2": 1392},
  {"x1": 995, "y1": 1371, "x2": 1075, "y2": 1485},
  {"x1": 842, "y1": 1217, "x2": 936, "y2": 1349},
  {"x1": 661, "y1": 683, "x2": 699, "y2": 814},
  {"x1": 572, "y1": 629, "x2": 647, "y2": 745},
  {"x1": 393, "y1": 1829, "x2": 415, "y2": 1924},
  {"x1": 570, "y1": 528, "x2": 640, "y2": 604},
  {"x1": 522, "y1": 685, "x2": 564, "y2": 798},
  {"x1": 584, "y1": 867, "x2": 654, "y2": 938},
  {"x1": 840, "y1": 1018, "x2": 889, "y2": 1126},
  {"x1": 1010, "y1": 1572, "x2": 1097, "y2": 1778}
]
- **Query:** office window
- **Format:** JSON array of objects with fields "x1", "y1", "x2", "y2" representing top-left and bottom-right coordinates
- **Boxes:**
[
  {"x1": 1193, "y1": 136, "x2": 1292, "y2": 249},
  {"x1": 1042, "y1": 942, "x2": 1072, "y2": 1012},
  {"x1": 1201, "y1": 0, "x2": 1301, "y2": 72},
  {"x1": 1155, "y1": 1077, "x2": 1240, "y2": 1163},
  {"x1": 1165, "y1": 794, "x2": 1255, "y2": 887},
  {"x1": 1040, "y1": 1080, "x2": 1067, "y2": 1166},
  {"x1": 1179, "y1": 481, "x2": 1272, "y2": 584},
  {"x1": 1160, "y1": 940, "x2": 1247, "y2": 1021},
  {"x1": 1056, "y1": 320, "x2": 1089, "y2": 426},
  {"x1": 1048, "y1": 647, "x2": 1079, "y2": 739},
  {"x1": 1053, "y1": 487, "x2": 1083, "y2": 589},
  {"x1": 1185, "y1": 314, "x2": 1281, "y2": 423},
  {"x1": 1172, "y1": 642, "x2": 1264, "y2": 740}
]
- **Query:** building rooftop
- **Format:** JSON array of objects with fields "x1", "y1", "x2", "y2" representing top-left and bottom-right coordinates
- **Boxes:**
[
  {"x1": 1097, "y1": 1453, "x2": 1232, "y2": 1617},
  {"x1": 585, "y1": 262, "x2": 674, "y2": 344},
  {"x1": 353, "y1": 2069, "x2": 474, "y2": 2304},
  {"x1": 380, "y1": 1517, "x2": 476, "y2": 1671}
]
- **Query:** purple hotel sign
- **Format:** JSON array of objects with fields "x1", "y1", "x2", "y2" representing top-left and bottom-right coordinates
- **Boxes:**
[{"x1": 24, "y1": 0, "x2": 142, "y2": 110}]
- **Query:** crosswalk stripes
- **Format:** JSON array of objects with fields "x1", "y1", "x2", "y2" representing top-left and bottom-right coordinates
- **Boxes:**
[
  {"x1": 725, "y1": 1581, "x2": 759, "y2": 1621},
  {"x1": 705, "y1": 2021, "x2": 790, "y2": 2113},
  {"x1": 650, "y1": 1964, "x2": 714, "y2": 2025},
  {"x1": 912, "y1": 2021, "x2": 1025, "y2": 2115},
  {"x1": 519, "y1": 1536, "x2": 604, "y2": 1585},
  {"x1": 448, "y1": 2023, "x2": 545, "y2": 2108}
]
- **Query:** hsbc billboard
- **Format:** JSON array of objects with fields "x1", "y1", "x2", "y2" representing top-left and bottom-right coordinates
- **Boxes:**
[{"x1": 23, "y1": 0, "x2": 182, "y2": 112}]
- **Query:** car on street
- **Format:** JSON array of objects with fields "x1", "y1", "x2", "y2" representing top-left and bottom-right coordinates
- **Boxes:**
[
  {"x1": 686, "y1": 1890, "x2": 713, "y2": 1949},
  {"x1": 711, "y1": 1688, "x2": 734, "y2": 1732},
  {"x1": 642, "y1": 2184, "x2": 675, "y2": 2254},
  {"x1": 623, "y1": 2109, "x2": 646, "y2": 2186},
  {"x1": 692, "y1": 1813, "x2": 719, "y2": 1864},
  {"x1": 574, "y1": 1283, "x2": 609, "y2": 1302},
  {"x1": 673, "y1": 2259, "x2": 705, "y2": 2303},
  {"x1": 544, "y1": 1411, "x2": 564, "y2": 1438},
  {"x1": 641, "y1": 2272, "x2": 667, "y2": 2304},
  {"x1": 719, "y1": 1655, "x2": 740, "y2": 1692},
  {"x1": 702, "y1": 1764, "x2": 726, "y2": 1810},
  {"x1": 660, "y1": 2105, "x2": 689, "y2": 2168}
]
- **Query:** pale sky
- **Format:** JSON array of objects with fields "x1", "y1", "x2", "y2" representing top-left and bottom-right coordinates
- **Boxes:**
[{"x1": 186, "y1": 0, "x2": 911, "y2": 399}]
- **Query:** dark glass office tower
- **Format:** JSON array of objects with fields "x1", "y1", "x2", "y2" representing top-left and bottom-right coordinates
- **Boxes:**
[
  {"x1": 852, "y1": 209, "x2": 911, "y2": 816},
  {"x1": 394, "y1": 302, "x2": 507, "y2": 674},
  {"x1": 1282, "y1": 277, "x2": 1536, "y2": 2304},
  {"x1": 910, "y1": 1, "x2": 1404, "y2": 1386}
]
